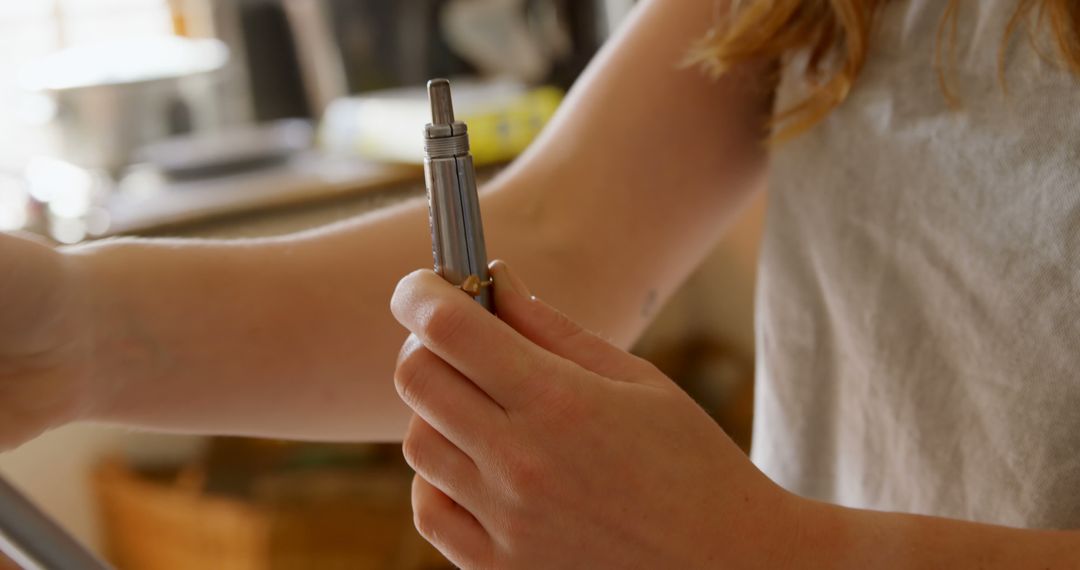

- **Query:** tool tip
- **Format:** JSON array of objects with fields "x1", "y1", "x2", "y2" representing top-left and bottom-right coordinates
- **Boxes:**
[{"x1": 427, "y1": 79, "x2": 455, "y2": 125}]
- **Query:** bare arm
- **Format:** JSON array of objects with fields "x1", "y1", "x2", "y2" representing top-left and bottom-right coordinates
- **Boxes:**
[
  {"x1": 60, "y1": 0, "x2": 772, "y2": 442},
  {"x1": 797, "y1": 501, "x2": 1080, "y2": 568}
]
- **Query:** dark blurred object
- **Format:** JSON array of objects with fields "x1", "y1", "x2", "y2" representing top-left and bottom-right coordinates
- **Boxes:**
[
  {"x1": 325, "y1": 0, "x2": 602, "y2": 91},
  {"x1": 528, "y1": 0, "x2": 606, "y2": 88},
  {"x1": 282, "y1": 0, "x2": 351, "y2": 115},
  {"x1": 321, "y1": 1, "x2": 472, "y2": 94},
  {"x1": 94, "y1": 439, "x2": 454, "y2": 570},
  {"x1": 638, "y1": 336, "x2": 755, "y2": 453},
  {"x1": 137, "y1": 119, "x2": 313, "y2": 180},
  {"x1": 236, "y1": 1, "x2": 314, "y2": 121},
  {"x1": 214, "y1": 0, "x2": 608, "y2": 121}
]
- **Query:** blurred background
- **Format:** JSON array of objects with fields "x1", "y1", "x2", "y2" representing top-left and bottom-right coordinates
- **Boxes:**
[{"x1": 0, "y1": 1, "x2": 764, "y2": 568}]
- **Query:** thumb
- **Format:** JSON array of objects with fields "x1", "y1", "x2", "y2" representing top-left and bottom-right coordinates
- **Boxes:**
[{"x1": 488, "y1": 260, "x2": 655, "y2": 384}]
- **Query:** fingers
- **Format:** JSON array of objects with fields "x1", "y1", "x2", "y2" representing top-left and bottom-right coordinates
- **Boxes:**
[
  {"x1": 392, "y1": 269, "x2": 572, "y2": 410},
  {"x1": 488, "y1": 260, "x2": 660, "y2": 386},
  {"x1": 412, "y1": 474, "x2": 493, "y2": 569},
  {"x1": 396, "y1": 335, "x2": 508, "y2": 456},
  {"x1": 403, "y1": 414, "x2": 485, "y2": 514}
]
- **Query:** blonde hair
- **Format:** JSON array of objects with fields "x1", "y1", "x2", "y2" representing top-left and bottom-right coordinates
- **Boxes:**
[{"x1": 689, "y1": 0, "x2": 1080, "y2": 142}]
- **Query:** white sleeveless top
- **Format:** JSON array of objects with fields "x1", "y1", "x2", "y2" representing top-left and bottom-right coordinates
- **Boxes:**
[{"x1": 754, "y1": 0, "x2": 1080, "y2": 528}]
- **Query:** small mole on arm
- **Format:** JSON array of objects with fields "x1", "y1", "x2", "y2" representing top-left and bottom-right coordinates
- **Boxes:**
[{"x1": 641, "y1": 288, "x2": 659, "y2": 318}]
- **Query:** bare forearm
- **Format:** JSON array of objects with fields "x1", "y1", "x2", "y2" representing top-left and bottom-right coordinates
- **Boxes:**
[
  {"x1": 70, "y1": 200, "x2": 432, "y2": 441},
  {"x1": 796, "y1": 498, "x2": 1080, "y2": 568},
  {"x1": 70, "y1": 174, "x2": 597, "y2": 441}
]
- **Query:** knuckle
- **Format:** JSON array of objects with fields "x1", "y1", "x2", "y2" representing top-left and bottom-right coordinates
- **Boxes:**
[
  {"x1": 412, "y1": 501, "x2": 440, "y2": 543},
  {"x1": 401, "y1": 428, "x2": 427, "y2": 473},
  {"x1": 413, "y1": 494, "x2": 492, "y2": 570},
  {"x1": 501, "y1": 448, "x2": 549, "y2": 500},
  {"x1": 419, "y1": 300, "x2": 468, "y2": 348},
  {"x1": 394, "y1": 345, "x2": 431, "y2": 406}
]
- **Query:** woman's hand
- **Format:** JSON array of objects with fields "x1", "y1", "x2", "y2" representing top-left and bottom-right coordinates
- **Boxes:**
[
  {"x1": 390, "y1": 261, "x2": 802, "y2": 569},
  {"x1": 0, "y1": 232, "x2": 97, "y2": 448}
]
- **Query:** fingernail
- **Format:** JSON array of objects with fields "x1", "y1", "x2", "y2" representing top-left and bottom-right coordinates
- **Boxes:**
[{"x1": 489, "y1": 260, "x2": 531, "y2": 298}]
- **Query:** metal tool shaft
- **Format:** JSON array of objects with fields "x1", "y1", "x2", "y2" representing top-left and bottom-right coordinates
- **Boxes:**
[
  {"x1": 423, "y1": 79, "x2": 493, "y2": 312},
  {"x1": 0, "y1": 477, "x2": 111, "y2": 570},
  {"x1": 428, "y1": 79, "x2": 456, "y2": 125}
]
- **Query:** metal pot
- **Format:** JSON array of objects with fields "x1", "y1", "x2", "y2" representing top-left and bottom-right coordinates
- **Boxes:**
[{"x1": 20, "y1": 37, "x2": 230, "y2": 178}]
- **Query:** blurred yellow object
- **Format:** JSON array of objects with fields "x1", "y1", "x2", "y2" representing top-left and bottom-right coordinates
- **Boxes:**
[
  {"x1": 453, "y1": 86, "x2": 562, "y2": 164},
  {"x1": 321, "y1": 80, "x2": 563, "y2": 166}
]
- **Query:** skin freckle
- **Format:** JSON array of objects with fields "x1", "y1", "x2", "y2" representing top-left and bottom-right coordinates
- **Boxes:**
[{"x1": 641, "y1": 289, "x2": 659, "y2": 319}]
